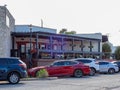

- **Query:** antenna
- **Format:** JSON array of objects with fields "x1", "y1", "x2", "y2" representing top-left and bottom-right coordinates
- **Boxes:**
[{"x1": 41, "y1": 19, "x2": 43, "y2": 28}]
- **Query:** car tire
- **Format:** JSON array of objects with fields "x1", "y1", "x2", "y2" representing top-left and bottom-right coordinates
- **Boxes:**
[
  {"x1": 8, "y1": 72, "x2": 20, "y2": 84},
  {"x1": 74, "y1": 69, "x2": 83, "y2": 78},
  {"x1": 89, "y1": 68, "x2": 96, "y2": 76},
  {"x1": 108, "y1": 68, "x2": 115, "y2": 74}
]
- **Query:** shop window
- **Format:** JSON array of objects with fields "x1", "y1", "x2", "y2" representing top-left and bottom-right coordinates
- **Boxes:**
[
  {"x1": 53, "y1": 45, "x2": 57, "y2": 50},
  {"x1": 48, "y1": 45, "x2": 51, "y2": 50},
  {"x1": 21, "y1": 45, "x2": 25, "y2": 53},
  {"x1": 26, "y1": 43, "x2": 33, "y2": 53}
]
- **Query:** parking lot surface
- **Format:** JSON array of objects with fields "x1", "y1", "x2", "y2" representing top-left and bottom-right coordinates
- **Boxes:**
[{"x1": 1, "y1": 73, "x2": 120, "y2": 90}]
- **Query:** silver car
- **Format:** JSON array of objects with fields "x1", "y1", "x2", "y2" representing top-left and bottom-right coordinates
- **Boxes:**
[{"x1": 98, "y1": 61, "x2": 119, "y2": 74}]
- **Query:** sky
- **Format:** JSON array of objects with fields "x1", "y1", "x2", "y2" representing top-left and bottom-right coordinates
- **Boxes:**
[{"x1": 1, "y1": 0, "x2": 120, "y2": 46}]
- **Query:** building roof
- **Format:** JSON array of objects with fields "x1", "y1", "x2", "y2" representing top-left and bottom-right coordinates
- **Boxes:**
[
  {"x1": 12, "y1": 25, "x2": 101, "y2": 41},
  {"x1": 71, "y1": 33, "x2": 102, "y2": 40},
  {"x1": 14, "y1": 25, "x2": 57, "y2": 34}
]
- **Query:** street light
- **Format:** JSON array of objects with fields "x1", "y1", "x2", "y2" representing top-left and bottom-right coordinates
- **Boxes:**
[{"x1": 29, "y1": 24, "x2": 32, "y2": 68}]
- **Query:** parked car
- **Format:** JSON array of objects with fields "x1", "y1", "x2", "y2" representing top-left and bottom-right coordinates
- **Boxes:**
[
  {"x1": 111, "y1": 61, "x2": 120, "y2": 71},
  {"x1": 98, "y1": 61, "x2": 119, "y2": 74},
  {"x1": 0, "y1": 57, "x2": 27, "y2": 84},
  {"x1": 28, "y1": 60, "x2": 90, "y2": 78},
  {"x1": 72, "y1": 58, "x2": 99, "y2": 76}
]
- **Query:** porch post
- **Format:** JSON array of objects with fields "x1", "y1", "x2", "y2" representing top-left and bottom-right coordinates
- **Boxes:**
[
  {"x1": 98, "y1": 41, "x2": 100, "y2": 52},
  {"x1": 12, "y1": 36, "x2": 15, "y2": 49},
  {"x1": 36, "y1": 33, "x2": 39, "y2": 58},
  {"x1": 90, "y1": 41, "x2": 92, "y2": 52},
  {"x1": 98, "y1": 40, "x2": 102, "y2": 59},
  {"x1": 72, "y1": 38, "x2": 74, "y2": 51},
  {"x1": 81, "y1": 40, "x2": 83, "y2": 51},
  {"x1": 72, "y1": 38, "x2": 75, "y2": 58},
  {"x1": 61, "y1": 37, "x2": 64, "y2": 56},
  {"x1": 50, "y1": 36, "x2": 53, "y2": 58}
]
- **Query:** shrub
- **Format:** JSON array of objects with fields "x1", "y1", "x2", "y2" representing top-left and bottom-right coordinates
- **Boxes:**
[{"x1": 36, "y1": 69, "x2": 49, "y2": 78}]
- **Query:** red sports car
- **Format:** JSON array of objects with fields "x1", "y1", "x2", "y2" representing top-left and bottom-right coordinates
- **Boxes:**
[{"x1": 28, "y1": 60, "x2": 90, "y2": 78}]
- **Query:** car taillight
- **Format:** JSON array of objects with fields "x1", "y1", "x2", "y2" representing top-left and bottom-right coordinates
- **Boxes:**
[{"x1": 19, "y1": 63, "x2": 27, "y2": 70}]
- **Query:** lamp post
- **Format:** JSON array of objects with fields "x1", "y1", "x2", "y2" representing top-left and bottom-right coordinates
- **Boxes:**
[{"x1": 29, "y1": 24, "x2": 32, "y2": 68}]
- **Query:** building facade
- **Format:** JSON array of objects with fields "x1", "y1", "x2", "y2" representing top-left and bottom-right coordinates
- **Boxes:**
[
  {"x1": 11, "y1": 25, "x2": 102, "y2": 60},
  {"x1": 0, "y1": 6, "x2": 15, "y2": 57}
]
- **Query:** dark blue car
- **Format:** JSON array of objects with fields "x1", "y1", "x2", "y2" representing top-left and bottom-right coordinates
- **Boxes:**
[{"x1": 0, "y1": 57, "x2": 27, "y2": 84}]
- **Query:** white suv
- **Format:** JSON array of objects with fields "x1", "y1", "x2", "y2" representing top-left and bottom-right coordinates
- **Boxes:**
[
  {"x1": 72, "y1": 58, "x2": 99, "y2": 76},
  {"x1": 98, "y1": 61, "x2": 119, "y2": 74}
]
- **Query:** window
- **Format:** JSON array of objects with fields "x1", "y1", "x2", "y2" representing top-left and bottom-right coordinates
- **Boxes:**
[
  {"x1": 70, "y1": 61, "x2": 78, "y2": 65},
  {"x1": 64, "y1": 61, "x2": 70, "y2": 66},
  {"x1": 26, "y1": 43, "x2": 33, "y2": 53},
  {"x1": 53, "y1": 45, "x2": 57, "y2": 50},
  {"x1": 6, "y1": 15, "x2": 10, "y2": 27},
  {"x1": 21, "y1": 45, "x2": 25, "y2": 53},
  {"x1": 99, "y1": 62, "x2": 108, "y2": 65},
  {"x1": 77, "y1": 60, "x2": 92, "y2": 63},
  {"x1": 65, "y1": 61, "x2": 78, "y2": 65},
  {"x1": 53, "y1": 61, "x2": 65, "y2": 66},
  {"x1": 53, "y1": 61, "x2": 78, "y2": 66}
]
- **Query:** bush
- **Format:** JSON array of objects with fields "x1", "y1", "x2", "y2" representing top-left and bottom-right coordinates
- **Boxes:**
[{"x1": 36, "y1": 69, "x2": 49, "y2": 78}]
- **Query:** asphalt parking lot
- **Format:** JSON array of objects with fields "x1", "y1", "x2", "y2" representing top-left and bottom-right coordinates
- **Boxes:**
[{"x1": 1, "y1": 73, "x2": 120, "y2": 90}]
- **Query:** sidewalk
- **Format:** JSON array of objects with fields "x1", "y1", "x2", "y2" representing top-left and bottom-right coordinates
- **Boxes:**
[{"x1": 22, "y1": 77, "x2": 58, "y2": 81}]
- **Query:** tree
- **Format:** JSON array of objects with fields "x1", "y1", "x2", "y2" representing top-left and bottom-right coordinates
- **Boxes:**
[
  {"x1": 102, "y1": 43, "x2": 111, "y2": 59},
  {"x1": 59, "y1": 28, "x2": 67, "y2": 34},
  {"x1": 66, "y1": 31, "x2": 76, "y2": 34},
  {"x1": 114, "y1": 46, "x2": 120, "y2": 60},
  {"x1": 59, "y1": 29, "x2": 76, "y2": 34}
]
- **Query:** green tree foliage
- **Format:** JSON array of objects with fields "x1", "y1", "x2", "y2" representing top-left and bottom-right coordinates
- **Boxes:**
[
  {"x1": 59, "y1": 29, "x2": 76, "y2": 34},
  {"x1": 59, "y1": 28, "x2": 67, "y2": 34},
  {"x1": 114, "y1": 46, "x2": 120, "y2": 60},
  {"x1": 66, "y1": 31, "x2": 76, "y2": 34},
  {"x1": 102, "y1": 43, "x2": 111, "y2": 59}
]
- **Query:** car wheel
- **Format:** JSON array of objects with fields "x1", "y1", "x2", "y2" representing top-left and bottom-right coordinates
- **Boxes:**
[
  {"x1": 74, "y1": 69, "x2": 83, "y2": 78},
  {"x1": 8, "y1": 72, "x2": 20, "y2": 84},
  {"x1": 108, "y1": 68, "x2": 115, "y2": 74},
  {"x1": 89, "y1": 68, "x2": 96, "y2": 76}
]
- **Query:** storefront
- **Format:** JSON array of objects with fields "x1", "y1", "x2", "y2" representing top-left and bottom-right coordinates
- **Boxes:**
[{"x1": 11, "y1": 25, "x2": 102, "y2": 61}]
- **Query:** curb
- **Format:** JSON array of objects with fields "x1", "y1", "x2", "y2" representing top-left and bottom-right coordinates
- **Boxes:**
[{"x1": 21, "y1": 77, "x2": 58, "y2": 81}]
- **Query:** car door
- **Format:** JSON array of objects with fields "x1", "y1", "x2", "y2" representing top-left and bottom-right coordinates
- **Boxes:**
[
  {"x1": 61, "y1": 61, "x2": 75, "y2": 75},
  {"x1": 0, "y1": 59, "x2": 8, "y2": 79},
  {"x1": 47, "y1": 61, "x2": 63, "y2": 76},
  {"x1": 99, "y1": 62, "x2": 109, "y2": 72}
]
